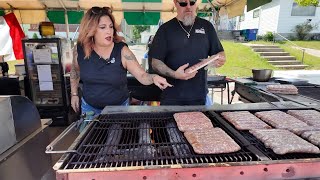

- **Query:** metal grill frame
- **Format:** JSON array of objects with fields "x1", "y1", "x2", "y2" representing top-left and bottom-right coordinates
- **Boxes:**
[
  {"x1": 54, "y1": 105, "x2": 320, "y2": 180},
  {"x1": 59, "y1": 112, "x2": 260, "y2": 170}
]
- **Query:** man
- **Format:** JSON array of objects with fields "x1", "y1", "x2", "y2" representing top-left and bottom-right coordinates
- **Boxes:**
[{"x1": 149, "y1": 0, "x2": 226, "y2": 105}]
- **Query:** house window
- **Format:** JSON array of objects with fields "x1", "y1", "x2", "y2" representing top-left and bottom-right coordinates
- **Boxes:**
[
  {"x1": 253, "y1": 9, "x2": 260, "y2": 18},
  {"x1": 239, "y1": 14, "x2": 245, "y2": 22},
  {"x1": 291, "y1": 2, "x2": 316, "y2": 16}
]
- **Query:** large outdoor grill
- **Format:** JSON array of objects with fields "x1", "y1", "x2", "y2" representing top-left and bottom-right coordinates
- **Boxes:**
[
  {"x1": 234, "y1": 78, "x2": 320, "y2": 108},
  {"x1": 0, "y1": 96, "x2": 54, "y2": 180},
  {"x1": 52, "y1": 105, "x2": 320, "y2": 180},
  {"x1": 59, "y1": 112, "x2": 259, "y2": 170}
]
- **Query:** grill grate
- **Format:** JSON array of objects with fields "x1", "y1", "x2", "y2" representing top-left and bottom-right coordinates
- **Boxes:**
[
  {"x1": 297, "y1": 86, "x2": 320, "y2": 101},
  {"x1": 214, "y1": 109, "x2": 320, "y2": 160},
  {"x1": 61, "y1": 112, "x2": 260, "y2": 169}
]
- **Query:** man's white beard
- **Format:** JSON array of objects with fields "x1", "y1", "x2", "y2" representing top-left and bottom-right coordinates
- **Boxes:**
[{"x1": 182, "y1": 14, "x2": 195, "y2": 26}]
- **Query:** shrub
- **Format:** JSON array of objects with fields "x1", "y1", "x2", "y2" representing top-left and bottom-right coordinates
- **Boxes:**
[
  {"x1": 292, "y1": 21, "x2": 318, "y2": 40},
  {"x1": 288, "y1": 35, "x2": 297, "y2": 41},
  {"x1": 256, "y1": 35, "x2": 263, "y2": 40},
  {"x1": 262, "y1": 32, "x2": 274, "y2": 41}
]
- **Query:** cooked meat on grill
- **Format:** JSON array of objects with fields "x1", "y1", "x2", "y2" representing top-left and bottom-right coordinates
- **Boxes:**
[
  {"x1": 138, "y1": 122, "x2": 152, "y2": 144},
  {"x1": 137, "y1": 122, "x2": 157, "y2": 158},
  {"x1": 287, "y1": 110, "x2": 320, "y2": 126},
  {"x1": 184, "y1": 128, "x2": 241, "y2": 154},
  {"x1": 97, "y1": 124, "x2": 123, "y2": 155},
  {"x1": 266, "y1": 84, "x2": 298, "y2": 94},
  {"x1": 221, "y1": 111, "x2": 271, "y2": 130},
  {"x1": 95, "y1": 122, "x2": 157, "y2": 162},
  {"x1": 173, "y1": 112, "x2": 214, "y2": 132},
  {"x1": 301, "y1": 131, "x2": 320, "y2": 146},
  {"x1": 166, "y1": 122, "x2": 192, "y2": 157},
  {"x1": 254, "y1": 110, "x2": 309, "y2": 132},
  {"x1": 249, "y1": 129, "x2": 320, "y2": 155}
]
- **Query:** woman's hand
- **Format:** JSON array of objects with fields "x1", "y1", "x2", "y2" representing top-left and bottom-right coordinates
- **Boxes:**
[
  {"x1": 71, "y1": 95, "x2": 80, "y2": 112},
  {"x1": 152, "y1": 75, "x2": 173, "y2": 90}
]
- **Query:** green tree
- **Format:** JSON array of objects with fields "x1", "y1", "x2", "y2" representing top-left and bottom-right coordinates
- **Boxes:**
[
  {"x1": 32, "y1": 33, "x2": 39, "y2": 39},
  {"x1": 294, "y1": 0, "x2": 319, "y2": 7},
  {"x1": 132, "y1": 25, "x2": 150, "y2": 41}
]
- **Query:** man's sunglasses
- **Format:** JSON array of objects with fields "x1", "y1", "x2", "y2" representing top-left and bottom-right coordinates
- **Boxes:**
[
  {"x1": 91, "y1": 6, "x2": 112, "y2": 15},
  {"x1": 177, "y1": 0, "x2": 196, "y2": 7}
]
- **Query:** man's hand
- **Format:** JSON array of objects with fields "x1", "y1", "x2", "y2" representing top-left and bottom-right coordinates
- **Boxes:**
[
  {"x1": 212, "y1": 52, "x2": 226, "y2": 68},
  {"x1": 174, "y1": 63, "x2": 198, "y2": 80}
]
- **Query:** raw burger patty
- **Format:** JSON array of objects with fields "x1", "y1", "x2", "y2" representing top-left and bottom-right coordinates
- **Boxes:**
[
  {"x1": 173, "y1": 112, "x2": 214, "y2": 132},
  {"x1": 221, "y1": 111, "x2": 271, "y2": 130},
  {"x1": 184, "y1": 128, "x2": 241, "y2": 154},
  {"x1": 249, "y1": 129, "x2": 320, "y2": 155}
]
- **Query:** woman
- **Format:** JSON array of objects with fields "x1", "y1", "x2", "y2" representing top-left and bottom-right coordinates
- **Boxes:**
[{"x1": 70, "y1": 7, "x2": 172, "y2": 124}]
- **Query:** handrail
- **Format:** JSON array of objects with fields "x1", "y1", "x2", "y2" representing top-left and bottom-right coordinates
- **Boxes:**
[{"x1": 272, "y1": 31, "x2": 306, "y2": 63}]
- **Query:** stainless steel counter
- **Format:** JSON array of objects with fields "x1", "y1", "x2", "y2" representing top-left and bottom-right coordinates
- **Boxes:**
[{"x1": 0, "y1": 120, "x2": 54, "y2": 180}]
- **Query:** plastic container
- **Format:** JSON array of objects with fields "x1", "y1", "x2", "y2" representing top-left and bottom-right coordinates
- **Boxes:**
[{"x1": 247, "y1": 29, "x2": 258, "y2": 41}]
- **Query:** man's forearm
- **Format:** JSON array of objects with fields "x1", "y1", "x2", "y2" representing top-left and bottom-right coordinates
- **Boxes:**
[{"x1": 152, "y1": 58, "x2": 176, "y2": 78}]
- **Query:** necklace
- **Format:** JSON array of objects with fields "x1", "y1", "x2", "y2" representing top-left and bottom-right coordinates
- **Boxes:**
[{"x1": 177, "y1": 18, "x2": 195, "y2": 39}]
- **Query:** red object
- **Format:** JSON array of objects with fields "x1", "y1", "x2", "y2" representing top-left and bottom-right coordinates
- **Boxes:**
[
  {"x1": 3, "y1": 13, "x2": 25, "y2": 60},
  {"x1": 55, "y1": 161, "x2": 320, "y2": 180}
]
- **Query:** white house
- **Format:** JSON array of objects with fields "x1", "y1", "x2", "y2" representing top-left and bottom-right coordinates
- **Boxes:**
[{"x1": 235, "y1": 0, "x2": 320, "y2": 38}]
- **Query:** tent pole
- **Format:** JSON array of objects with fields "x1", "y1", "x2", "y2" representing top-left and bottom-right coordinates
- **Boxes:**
[
  {"x1": 64, "y1": 10, "x2": 69, "y2": 38},
  {"x1": 58, "y1": 0, "x2": 69, "y2": 38}
]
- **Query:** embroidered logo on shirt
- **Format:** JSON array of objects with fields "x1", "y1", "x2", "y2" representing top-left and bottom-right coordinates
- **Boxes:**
[{"x1": 195, "y1": 28, "x2": 205, "y2": 34}]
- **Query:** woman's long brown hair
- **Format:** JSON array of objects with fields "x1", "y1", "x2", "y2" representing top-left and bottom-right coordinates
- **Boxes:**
[{"x1": 77, "y1": 7, "x2": 120, "y2": 59}]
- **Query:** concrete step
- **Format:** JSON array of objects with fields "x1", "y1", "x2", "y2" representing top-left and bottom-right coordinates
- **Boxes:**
[
  {"x1": 249, "y1": 45, "x2": 279, "y2": 48},
  {"x1": 274, "y1": 64, "x2": 309, "y2": 69},
  {"x1": 253, "y1": 48, "x2": 284, "y2": 52},
  {"x1": 268, "y1": 60, "x2": 302, "y2": 65},
  {"x1": 262, "y1": 56, "x2": 296, "y2": 60},
  {"x1": 258, "y1": 52, "x2": 290, "y2": 56}
]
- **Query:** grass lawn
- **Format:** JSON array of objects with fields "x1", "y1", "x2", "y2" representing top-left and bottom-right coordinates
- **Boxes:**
[
  {"x1": 249, "y1": 40, "x2": 320, "y2": 70},
  {"x1": 214, "y1": 40, "x2": 277, "y2": 78},
  {"x1": 286, "y1": 41, "x2": 320, "y2": 50}
]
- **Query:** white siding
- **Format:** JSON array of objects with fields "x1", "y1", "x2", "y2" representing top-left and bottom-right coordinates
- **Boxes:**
[
  {"x1": 277, "y1": 0, "x2": 320, "y2": 34},
  {"x1": 238, "y1": 6, "x2": 260, "y2": 30},
  {"x1": 258, "y1": 0, "x2": 280, "y2": 35},
  {"x1": 236, "y1": 0, "x2": 280, "y2": 35}
]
